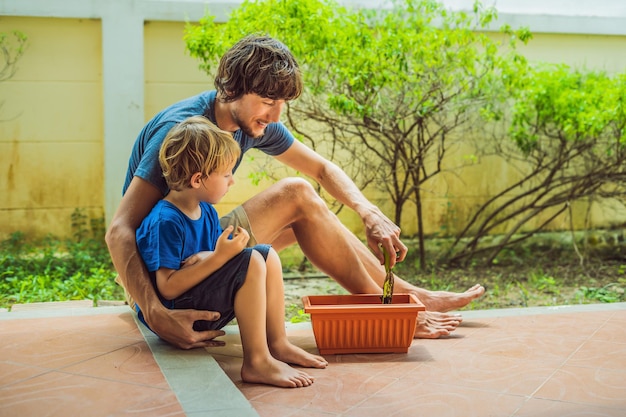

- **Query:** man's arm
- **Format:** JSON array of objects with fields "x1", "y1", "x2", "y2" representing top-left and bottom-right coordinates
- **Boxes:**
[
  {"x1": 274, "y1": 140, "x2": 407, "y2": 267},
  {"x1": 105, "y1": 176, "x2": 225, "y2": 349}
]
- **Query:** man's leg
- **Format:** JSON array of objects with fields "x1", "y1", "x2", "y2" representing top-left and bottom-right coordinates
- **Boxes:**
[
  {"x1": 243, "y1": 178, "x2": 381, "y2": 295},
  {"x1": 243, "y1": 178, "x2": 484, "y2": 338}
]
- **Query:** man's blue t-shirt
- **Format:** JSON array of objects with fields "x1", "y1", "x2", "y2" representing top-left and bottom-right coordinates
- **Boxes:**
[{"x1": 123, "y1": 90, "x2": 295, "y2": 196}]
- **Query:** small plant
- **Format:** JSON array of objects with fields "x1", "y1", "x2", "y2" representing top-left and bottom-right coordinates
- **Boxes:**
[
  {"x1": 575, "y1": 284, "x2": 624, "y2": 304},
  {"x1": 1, "y1": 30, "x2": 28, "y2": 83},
  {"x1": 528, "y1": 271, "x2": 560, "y2": 295},
  {"x1": 288, "y1": 306, "x2": 311, "y2": 323},
  {"x1": 516, "y1": 280, "x2": 530, "y2": 307}
]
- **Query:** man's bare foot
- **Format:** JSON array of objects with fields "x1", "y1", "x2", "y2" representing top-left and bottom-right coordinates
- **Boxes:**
[
  {"x1": 413, "y1": 284, "x2": 485, "y2": 313},
  {"x1": 241, "y1": 356, "x2": 314, "y2": 388},
  {"x1": 414, "y1": 311, "x2": 462, "y2": 339},
  {"x1": 270, "y1": 340, "x2": 328, "y2": 369}
]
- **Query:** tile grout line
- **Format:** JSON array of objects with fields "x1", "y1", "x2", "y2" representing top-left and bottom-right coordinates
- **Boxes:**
[{"x1": 512, "y1": 306, "x2": 620, "y2": 416}]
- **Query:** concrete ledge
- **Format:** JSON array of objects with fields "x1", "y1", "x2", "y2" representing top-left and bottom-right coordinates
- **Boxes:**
[
  {"x1": 460, "y1": 301, "x2": 626, "y2": 319},
  {"x1": 0, "y1": 301, "x2": 130, "y2": 320},
  {"x1": 132, "y1": 313, "x2": 260, "y2": 417}
]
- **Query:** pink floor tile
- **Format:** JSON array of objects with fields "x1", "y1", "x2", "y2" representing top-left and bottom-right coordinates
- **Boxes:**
[
  {"x1": 566, "y1": 339, "x2": 626, "y2": 370},
  {"x1": 0, "y1": 309, "x2": 183, "y2": 417},
  {"x1": 515, "y1": 398, "x2": 626, "y2": 417},
  {"x1": 534, "y1": 365, "x2": 626, "y2": 409},
  {"x1": 342, "y1": 380, "x2": 527, "y2": 417},
  {"x1": 0, "y1": 371, "x2": 184, "y2": 417},
  {"x1": 61, "y1": 341, "x2": 171, "y2": 389},
  {"x1": 2, "y1": 303, "x2": 626, "y2": 417}
]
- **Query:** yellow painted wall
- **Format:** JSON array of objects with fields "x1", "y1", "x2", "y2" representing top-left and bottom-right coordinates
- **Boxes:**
[
  {"x1": 518, "y1": 33, "x2": 626, "y2": 75},
  {"x1": 0, "y1": 16, "x2": 103, "y2": 240},
  {"x1": 1, "y1": 16, "x2": 625, "y2": 240}
]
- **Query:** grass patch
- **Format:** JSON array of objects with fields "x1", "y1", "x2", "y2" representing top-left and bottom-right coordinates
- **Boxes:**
[
  {"x1": 1, "y1": 227, "x2": 624, "y2": 320},
  {"x1": 0, "y1": 231, "x2": 123, "y2": 309},
  {"x1": 392, "y1": 235, "x2": 626, "y2": 311}
]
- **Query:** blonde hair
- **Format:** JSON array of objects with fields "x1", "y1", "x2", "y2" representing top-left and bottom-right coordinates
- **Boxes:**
[{"x1": 159, "y1": 116, "x2": 241, "y2": 191}]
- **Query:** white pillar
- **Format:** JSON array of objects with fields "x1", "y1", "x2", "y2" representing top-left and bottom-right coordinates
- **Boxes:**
[{"x1": 101, "y1": 3, "x2": 145, "y2": 226}]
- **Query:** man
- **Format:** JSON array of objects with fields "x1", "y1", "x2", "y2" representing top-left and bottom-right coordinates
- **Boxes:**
[{"x1": 106, "y1": 34, "x2": 484, "y2": 349}]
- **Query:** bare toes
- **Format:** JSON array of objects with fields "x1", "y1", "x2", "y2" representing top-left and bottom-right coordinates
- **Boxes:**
[
  {"x1": 414, "y1": 326, "x2": 450, "y2": 339},
  {"x1": 293, "y1": 373, "x2": 313, "y2": 387}
]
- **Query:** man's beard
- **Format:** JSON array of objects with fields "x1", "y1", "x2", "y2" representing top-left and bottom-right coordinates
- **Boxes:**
[{"x1": 232, "y1": 112, "x2": 265, "y2": 139}]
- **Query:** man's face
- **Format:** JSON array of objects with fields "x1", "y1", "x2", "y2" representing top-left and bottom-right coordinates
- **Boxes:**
[{"x1": 230, "y1": 94, "x2": 285, "y2": 138}]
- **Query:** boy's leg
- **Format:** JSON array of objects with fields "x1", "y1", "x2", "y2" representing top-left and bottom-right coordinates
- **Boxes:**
[
  {"x1": 234, "y1": 250, "x2": 314, "y2": 388},
  {"x1": 262, "y1": 248, "x2": 327, "y2": 368}
]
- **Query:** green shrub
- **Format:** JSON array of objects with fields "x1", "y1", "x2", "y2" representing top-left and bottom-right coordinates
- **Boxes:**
[{"x1": 0, "y1": 220, "x2": 123, "y2": 309}]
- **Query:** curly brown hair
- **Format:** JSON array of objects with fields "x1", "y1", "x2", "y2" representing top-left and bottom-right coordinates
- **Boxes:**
[
  {"x1": 215, "y1": 34, "x2": 303, "y2": 102},
  {"x1": 159, "y1": 116, "x2": 241, "y2": 191}
]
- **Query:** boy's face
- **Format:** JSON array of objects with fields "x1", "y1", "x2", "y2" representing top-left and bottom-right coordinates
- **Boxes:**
[
  {"x1": 229, "y1": 93, "x2": 285, "y2": 138},
  {"x1": 200, "y1": 161, "x2": 236, "y2": 204}
]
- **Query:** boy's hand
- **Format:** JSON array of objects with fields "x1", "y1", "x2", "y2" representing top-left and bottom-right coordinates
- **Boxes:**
[
  {"x1": 215, "y1": 225, "x2": 249, "y2": 259},
  {"x1": 181, "y1": 251, "x2": 212, "y2": 267}
]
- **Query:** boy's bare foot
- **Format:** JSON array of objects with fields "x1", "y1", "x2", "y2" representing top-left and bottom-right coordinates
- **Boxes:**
[
  {"x1": 241, "y1": 357, "x2": 314, "y2": 388},
  {"x1": 270, "y1": 340, "x2": 328, "y2": 368},
  {"x1": 413, "y1": 284, "x2": 485, "y2": 313}
]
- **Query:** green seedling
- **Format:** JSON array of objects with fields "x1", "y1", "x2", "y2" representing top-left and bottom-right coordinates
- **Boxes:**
[{"x1": 382, "y1": 246, "x2": 394, "y2": 304}]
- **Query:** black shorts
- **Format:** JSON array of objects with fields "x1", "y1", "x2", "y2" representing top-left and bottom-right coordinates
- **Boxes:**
[{"x1": 168, "y1": 244, "x2": 271, "y2": 331}]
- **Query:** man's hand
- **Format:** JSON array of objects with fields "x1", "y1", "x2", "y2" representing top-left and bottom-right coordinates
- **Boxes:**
[
  {"x1": 147, "y1": 307, "x2": 226, "y2": 350},
  {"x1": 364, "y1": 209, "x2": 407, "y2": 269}
]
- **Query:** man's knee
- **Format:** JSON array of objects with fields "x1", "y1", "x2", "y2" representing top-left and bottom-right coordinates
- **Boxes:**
[{"x1": 275, "y1": 177, "x2": 322, "y2": 206}]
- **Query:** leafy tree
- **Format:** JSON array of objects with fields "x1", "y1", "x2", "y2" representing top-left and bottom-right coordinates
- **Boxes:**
[
  {"x1": 185, "y1": 0, "x2": 530, "y2": 268},
  {"x1": 0, "y1": 30, "x2": 28, "y2": 115},
  {"x1": 445, "y1": 65, "x2": 626, "y2": 265},
  {"x1": 0, "y1": 30, "x2": 27, "y2": 82}
]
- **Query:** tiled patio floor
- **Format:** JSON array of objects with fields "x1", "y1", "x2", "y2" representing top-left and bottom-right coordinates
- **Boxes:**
[{"x1": 1, "y1": 301, "x2": 625, "y2": 417}]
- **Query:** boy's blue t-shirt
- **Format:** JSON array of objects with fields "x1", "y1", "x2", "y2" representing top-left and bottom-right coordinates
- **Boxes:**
[
  {"x1": 135, "y1": 199, "x2": 222, "y2": 328},
  {"x1": 123, "y1": 90, "x2": 296, "y2": 196},
  {"x1": 136, "y1": 200, "x2": 222, "y2": 274}
]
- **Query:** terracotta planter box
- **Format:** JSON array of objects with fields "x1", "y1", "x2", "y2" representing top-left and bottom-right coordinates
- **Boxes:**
[{"x1": 302, "y1": 294, "x2": 425, "y2": 355}]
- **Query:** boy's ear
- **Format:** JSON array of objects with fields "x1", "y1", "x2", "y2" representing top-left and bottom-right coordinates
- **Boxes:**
[{"x1": 190, "y1": 172, "x2": 204, "y2": 189}]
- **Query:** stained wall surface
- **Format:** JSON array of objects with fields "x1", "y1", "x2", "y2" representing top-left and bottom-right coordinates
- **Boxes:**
[
  {"x1": 1, "y1": 0, "x2": 625, "y2": 240},
  {"x1": 0, "y1": 16, "x2": 104, "y2": 238}
]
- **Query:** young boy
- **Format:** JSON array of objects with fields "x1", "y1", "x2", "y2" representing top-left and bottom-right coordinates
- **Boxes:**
[{"x1": 135, "y1": 116, "x2": 327, "y2": 388}]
